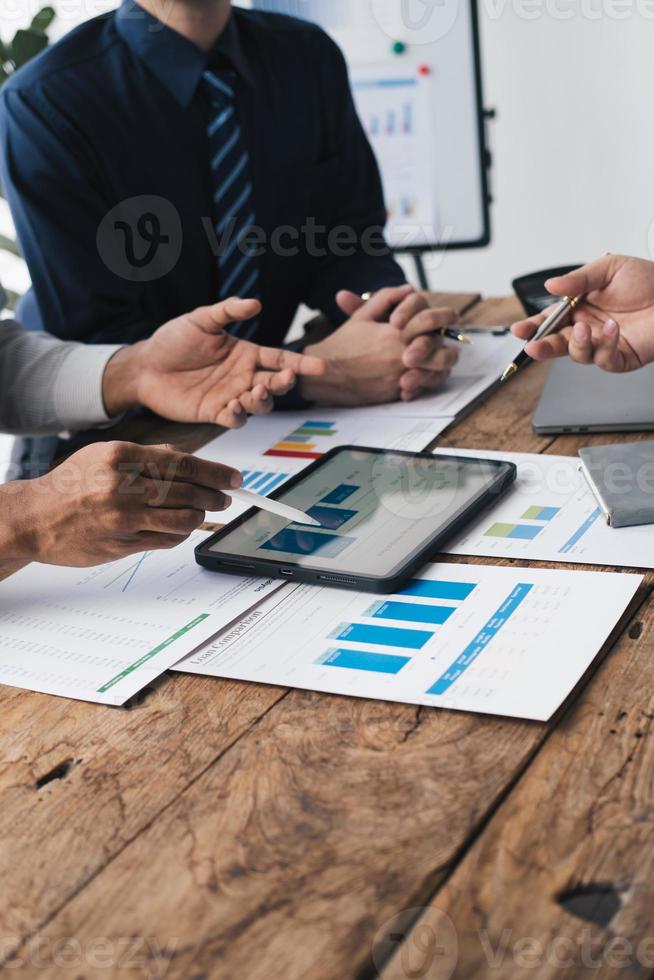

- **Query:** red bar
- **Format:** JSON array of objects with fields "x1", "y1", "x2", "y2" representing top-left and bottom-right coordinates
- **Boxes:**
[{"x1": 264, "y1": 450, "x2": 322, "y2": 460}]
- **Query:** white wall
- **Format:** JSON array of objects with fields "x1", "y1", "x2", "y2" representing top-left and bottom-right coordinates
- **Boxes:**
[
  {"x1": 3, "y1": 1, "x2": 654, "y2": 300},
  {"x1": 425, "y1": 4, "x2": 654, "y2": 295}
]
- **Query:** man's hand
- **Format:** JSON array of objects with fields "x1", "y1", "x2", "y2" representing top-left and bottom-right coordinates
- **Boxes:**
[
  {"x1": 511, "y1": 255, "x2": 654, "y2": 372},
  {"x1": 102, "y1": 297, "x2": 326, "y2": 426},
  {"x1": 0, "y1": 442, "x2": 242, "y2": 566},
  {"x1": 300, "y1": 285, "x2": 460, "y2": 405}
]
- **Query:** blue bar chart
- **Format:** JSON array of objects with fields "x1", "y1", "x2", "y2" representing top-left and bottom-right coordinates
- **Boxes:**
[
  {"x1": 241, "y1": 469, "x2": 289, "y2": 496},
  {"x1": 318, "y1": 649, "x2": 410, "y2": 675},
  {"x1": 330, "y1": 622, "x2": 433, "y2": 651},
  {"x1": 365, "y1": 600, "x2": 455, "y2": 626},
  {"x1": 261, "y1": 528, "x2": 355, "y2": 559}
]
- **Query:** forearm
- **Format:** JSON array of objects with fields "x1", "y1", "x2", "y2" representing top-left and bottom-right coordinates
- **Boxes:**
[{"x1": 0, "y1": 319, "x2": 123, "y2": 435}]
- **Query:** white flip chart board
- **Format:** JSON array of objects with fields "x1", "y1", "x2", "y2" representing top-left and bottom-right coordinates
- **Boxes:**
[{"x1": 242, "y1": 0, "x2": 491, "y2": 250}]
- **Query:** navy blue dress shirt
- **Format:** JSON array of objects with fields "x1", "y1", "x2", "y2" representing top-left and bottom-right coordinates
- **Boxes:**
[{"x1": 0, "y1": 2, "x2": 405, "y2": 347}]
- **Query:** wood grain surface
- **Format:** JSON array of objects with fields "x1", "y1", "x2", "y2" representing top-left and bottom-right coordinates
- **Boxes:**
[{"x1": 2, "y1": 294, "x2": 651, "y2": 980}]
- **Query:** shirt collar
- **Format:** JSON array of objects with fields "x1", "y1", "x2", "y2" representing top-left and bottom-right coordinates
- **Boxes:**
[{"x1": 116, "y1": 2, "x2": 254, "y2": 109}]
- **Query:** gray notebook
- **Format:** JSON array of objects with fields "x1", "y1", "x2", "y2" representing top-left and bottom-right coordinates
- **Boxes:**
[{"x1": 579, "y1": 442, "x2": 654, "y2": 528}]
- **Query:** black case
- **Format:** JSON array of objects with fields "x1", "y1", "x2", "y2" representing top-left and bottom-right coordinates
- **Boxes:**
[{"x1": 195, "y1": 447, "x2": 517, "y2": 594}]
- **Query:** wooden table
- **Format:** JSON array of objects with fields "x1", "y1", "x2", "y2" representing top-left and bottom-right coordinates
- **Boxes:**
[{"x1": 2, "y1": 293, "x2": 654, "y2": 980}]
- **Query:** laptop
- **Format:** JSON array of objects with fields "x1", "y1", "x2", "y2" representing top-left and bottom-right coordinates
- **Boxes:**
[{"x1": 533, "y1": 359, "x2": 654, "y2": 434}]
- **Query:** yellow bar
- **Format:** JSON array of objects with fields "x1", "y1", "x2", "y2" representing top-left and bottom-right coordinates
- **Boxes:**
[{"x1": 273, "y1": 442, "x2": 317, "y2": 452}]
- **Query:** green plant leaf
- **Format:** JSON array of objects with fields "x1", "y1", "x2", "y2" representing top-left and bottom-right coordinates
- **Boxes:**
[
  {"x1": 11, "y1": 28, "x2": 49, "y2": 69},
  {"x1": 30, "y1": 6, "x2": 56, "y2": 32}
]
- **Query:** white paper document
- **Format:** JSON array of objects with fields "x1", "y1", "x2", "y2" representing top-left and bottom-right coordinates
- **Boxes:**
[
  {"x1": 437, "y1": 449, "x2": 654, "y2": 570},
  {"x1": 175, "y1": 563, "x2": 641, "y2": 721},
  {"x1": 199, "y1": 409, "x2": 452, "y2": 524},
  {"x1": 0, "y1": 532, "x2": 280, "y2": 705},
  {"x1": 353, "y1": 333, "x2": 524, "y2": 419}
]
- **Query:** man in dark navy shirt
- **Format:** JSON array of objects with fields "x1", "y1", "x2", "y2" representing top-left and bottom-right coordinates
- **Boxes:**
[{"x1": 0, "y1": 0, "x2": 459, "y2": 406}]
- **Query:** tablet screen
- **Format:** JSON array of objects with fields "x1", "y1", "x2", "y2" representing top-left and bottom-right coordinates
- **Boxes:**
[{"x1": 206, "y1": 449, "x2": 506, "y2": 580}]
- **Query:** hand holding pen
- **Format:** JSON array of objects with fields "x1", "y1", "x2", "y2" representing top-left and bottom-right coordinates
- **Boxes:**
[{"x1": 506, "y1": 255, "x2": 652, "y2": 377}]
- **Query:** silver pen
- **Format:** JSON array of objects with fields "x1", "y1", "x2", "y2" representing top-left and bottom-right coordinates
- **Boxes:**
[{"x1": 501, "y1": 294, "x2": 584, "y2": 382}]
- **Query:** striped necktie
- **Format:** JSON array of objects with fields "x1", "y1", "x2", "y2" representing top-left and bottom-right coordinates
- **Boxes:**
[{"x1": 202, "y1": 69, "x2": 259, "y2": 338}]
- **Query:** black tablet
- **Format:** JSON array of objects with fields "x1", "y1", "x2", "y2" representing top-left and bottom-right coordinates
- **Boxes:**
[{"x1": 196, "y1": 447, "x2": 516, "y2": 594}]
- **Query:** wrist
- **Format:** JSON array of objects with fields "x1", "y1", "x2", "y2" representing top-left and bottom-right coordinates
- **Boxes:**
[
  {"x1": 0, "y1": 483, "x2": 41, "y2": 562},
  {"x1": 101, "y1": 342, "x2": 148, "y2": 416}
]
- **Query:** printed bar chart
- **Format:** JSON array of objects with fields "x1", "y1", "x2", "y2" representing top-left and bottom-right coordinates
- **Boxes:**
[
  {"x1": 366, "y1": 600, "x2": 456, "y2": 626},
  {"x1": 399, "y1": 579, "x2": 476, "y2": 601},
  {"x1": 522, "y1": 506, "x2": 560, "y2": 521},
  {"x1": 485, "y1": 523, "x2": 543, "y2": 541},
  {"x1": 318, "y1": 648, "x2": 410, "y2": 675},
  {"x1": 265, "y1": 420, "x2": 337, "y2": 460},
  {"x1": 331, "y1": 622, "x2": 433, "y2": 650},
  {"x1": 241, "y1": 469, "x2": 290, "y2": 496}
]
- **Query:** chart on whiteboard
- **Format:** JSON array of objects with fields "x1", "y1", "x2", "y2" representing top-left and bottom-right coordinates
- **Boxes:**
[{"x1": 352, "y1": 65, "x2": 438, "y2": 246}]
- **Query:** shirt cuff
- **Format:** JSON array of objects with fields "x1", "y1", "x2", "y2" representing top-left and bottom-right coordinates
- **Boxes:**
[{"x1": 53, "y1": 343, "x2": 124, "y2": 430}]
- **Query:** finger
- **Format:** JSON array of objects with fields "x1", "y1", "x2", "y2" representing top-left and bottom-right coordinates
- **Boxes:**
[
  {"x1": 524, "y1": 327, "x2": 575, "y2": 361},
  {"x1": 250, "y1": 368, "x2": 297, "y2": 396},
  {"x1": 567, "y1": 320, "x2": 595, "y2": 365},
  {"x1": 592, "y1": 319, "x2": 623, "y2": 372},
  {"x1": 142, "y1": 478, "x2": 231, "y2": 513},
  {"x1": 188, "y1": 297, "x2": 262, "y2": 335},
  {"x1": 336, "y1": 290, "x2": 365, "y2": 318},
  {"x1": 254, "y1": 346, "x2": 326, "y2": 377},
  {"x1": 350, "y1": 284, "x2": 414, "y2": 322},
  {"x1": 123, "y1": 445, "x2": 243, "y2": 491},
  {"x1": 403, "y1": 337, "x2": 459, "y2": 371},
  {"x1": 400, "y1": 370, "x2": 451, "y2": 400},
  {"x1": 545, "y1": 255, "x2": 615, "y2": 300},
  {"x1": 238, "y1": 384, "x2": 275, "y2": 416},
  {"x1": 400, "y1": 366, "x2": 451, "y2": 391},
  {"x1": 388, "y1": 292, "x2": 429, "y2": 330},
  {"x1": 401, "y1": 307, "x2": 460, "y2": 343},
  {"x1": 214, "y1": 399, "x2": 248, "y2": 429},
  {"x1": 510, "y1": 311, "x2": 550, "y2": 341}
]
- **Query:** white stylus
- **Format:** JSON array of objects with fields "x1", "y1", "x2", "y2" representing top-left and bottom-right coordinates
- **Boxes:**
[{"x1": 229, "y1": 488, "x2": 321, "y2": 527}]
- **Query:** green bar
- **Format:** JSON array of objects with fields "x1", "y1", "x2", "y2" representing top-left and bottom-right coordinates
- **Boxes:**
[
  {"x1": 294, "y1": 427, "x2": 336, "y2": 438},
  {"x1": 97, "y1": 613, "x2": 210, "y2": 693},
  {"x1": 485, "y1": 523, "x2": 515, "y2": 539},
  {"x1": 522, "y1": 506, "x2": 543, "y2": 520}
]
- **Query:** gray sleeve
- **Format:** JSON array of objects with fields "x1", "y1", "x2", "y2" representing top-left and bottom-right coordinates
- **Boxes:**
[{"x1": 0, "y1": 316, "x2": 122, "y2": 436}]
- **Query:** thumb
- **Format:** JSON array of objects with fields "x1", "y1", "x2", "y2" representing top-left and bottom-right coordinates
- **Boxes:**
[
  {"x1": 192, "y1": 297, "x2": 262, "y2": 335},
  {"x1": 545, "y1": 256, "x2": 614, "y2": 301},
  {"x1": 336, "y1": 290, "x2": 365, "y2": 318}
]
